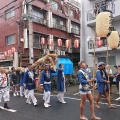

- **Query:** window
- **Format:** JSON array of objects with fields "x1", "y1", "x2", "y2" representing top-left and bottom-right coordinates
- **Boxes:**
[
  {"x1": 98, "y1": 56, "x2": 116, "y2": 65},
  {"x1": 68, "y1": 9, "x2": 74, "y2": 17},
  {"x1": 5, "y1": 7, "x2": 15, "y2": 19},
  {"x1": 6, "y1": 34, "x2": 16, "y2": 45},
  {"x1": 32, "y1": 9, "x2": 43, "y2": 18},
  {"x1": 50, "y1": 1, "x2": 58, "y2": 10},
  {"x1": 34, "y1": 35, "x2": 40, "y2": 43}
]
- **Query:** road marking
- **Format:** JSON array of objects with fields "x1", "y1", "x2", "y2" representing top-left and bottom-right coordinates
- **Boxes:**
[
  {"x1": 35, "y1": 92, "x2": 120, "y2": 107},
  {"x1": 0, "y1": 106, "x2": 17, "y2": 112},
  {"x1": 73, "y1": 92, "x2": 79, "y2": 95}
]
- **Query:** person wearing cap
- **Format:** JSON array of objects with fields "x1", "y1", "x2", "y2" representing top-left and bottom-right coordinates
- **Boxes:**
[
  {"x1": 40, "y1": 64, "x2": 56, "y2": 108},
  {"x1": 77, "y1": 61, "x2": 101, "y2": 120},
  {"x1": 95, "y1": 62, "x2": 116, "y2": 109},
  {"x1": 57, "y1": 64, "x2": 66, "y2": 104},
  {"x1": 23, "y1": 63, "x2": 37, "y2": 106}
]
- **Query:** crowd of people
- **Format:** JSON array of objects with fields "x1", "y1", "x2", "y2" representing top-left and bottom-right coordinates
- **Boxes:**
[
  {"x1": 77, "y1": 61, "x2": 120, "y2": 120},
  {"x1": 0, "y1": 61, "x2": 120, "y2": 120},
  {"x1": 0, "y1": 63, "x2": 67, "y2": 109}
]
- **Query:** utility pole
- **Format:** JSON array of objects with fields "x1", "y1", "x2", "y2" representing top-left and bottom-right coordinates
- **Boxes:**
[
  {"x1": 28, "y1": 0, "x2": 34, "y2": 64},
  {"x1": 17, "y1": 21, "x2": 20, "y2": 67}
]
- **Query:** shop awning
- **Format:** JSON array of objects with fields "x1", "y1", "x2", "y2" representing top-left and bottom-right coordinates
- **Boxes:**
[{"x1": 51, "y1": 57, "x2": 74, "y2": 76}]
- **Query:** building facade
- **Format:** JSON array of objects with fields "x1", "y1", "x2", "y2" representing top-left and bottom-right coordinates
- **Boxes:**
[
  {"x1": 81, "y1": 0, "x2": 120, "y2": 68},
  {"x1": 0, "y1": 0, "x2": 80, "y2": 68}
]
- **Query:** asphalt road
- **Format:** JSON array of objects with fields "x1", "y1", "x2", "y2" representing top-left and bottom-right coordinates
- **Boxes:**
[{"x1": 0, "y1": 92, "x2": 120, "y2": 120}]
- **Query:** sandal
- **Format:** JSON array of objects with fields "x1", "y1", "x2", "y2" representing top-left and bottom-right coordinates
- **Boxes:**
[
  {"x1": 92, "y1": 116, "x2": 101, "y2": 120},
  {"x1": 109, "y1": 105, "x2": 117, "y2": 109},
  {"x1": 95, "y1": 104, "x2": 100, "y2": 109},
  {"x1": 80, "y1": 116, "x2": 88, "y2": 120}
]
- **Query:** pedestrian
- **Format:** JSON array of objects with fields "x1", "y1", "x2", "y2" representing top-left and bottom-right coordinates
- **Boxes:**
[
  {"x1": 40, "y1": 64, "x2": 56, "y2": 108},
  {"x1": 10, "y1": 67, "x2": 19, "y2": 96},
  {"x1": 57, "y1": 64, "x2": 66, "y2": 104},
  {"x1": 95, "y1": 62, "x2": 116, "y2": 109},
  {"x1": 106, "y1": 64, "x2": 114, "y2": 93},
  {"x1": 0, "y1": 67, "x2": 10, "y2": 109},
  {"x1": 23, "y1": 63, "x2": 37, "y2": 106},
  {"x1": 19, "y1": 68, "x2": 25, "y2": 97},
  {"x1": 77, "y1": 61, "x2": 101, "y2": 120}
]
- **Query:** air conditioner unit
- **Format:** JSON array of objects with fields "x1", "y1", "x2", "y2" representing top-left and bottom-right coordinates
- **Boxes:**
[
  {"x1": 68, "y1": 48, "x2": 72, "y2": 53},
  {"x1": 49, "y1": 46, "x2": 54, "y2": 51},
  {"x1": 43, "y1": 49, "x2": 49, "y2": 54},
  {"x1": 58, "y1": 9, "x2": 62, "y2": 13},
  {"x1": 44, "y1": 20, "x2": 47, "y2": 25},
  {"x1": 55, "y1": 50, "x2": 61, "y2": 55},
  {"x1": 61, "y1": 51, "x2": 65, "y2": 55}
]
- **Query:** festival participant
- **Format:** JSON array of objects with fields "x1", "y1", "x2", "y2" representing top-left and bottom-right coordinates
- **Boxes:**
[
  {"x1": 106, "y1": 64, "x2": 113, "y2": 93},
  {"x1": 77, "y1": 61, "x2": 101, "y2": 120},
  {"x1": 57, "y1": 64, "x2": 66, "y2": 104},
  {"x1": 19, "y1": 68, "x2": 25, "y2": 97},
  {"x1": 10, "y1": 67, "x2": 19, "y2": 96},
  {"x1": 0, "y1": 67, "x2": 10, "y2": 109},
  {"x1": 23, "y1": 63, "x2": 37, "y2": 106},
  {"x1": 40, "y1": 64, "x2": 56, "y2": 108},
  {"x1": 95, "y1": 62, "x2": 116, "y2": 109}
]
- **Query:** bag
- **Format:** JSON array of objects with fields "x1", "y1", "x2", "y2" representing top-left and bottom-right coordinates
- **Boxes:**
[{"x1": 82, "y1": 84, "x2": 91, "y2": 91}]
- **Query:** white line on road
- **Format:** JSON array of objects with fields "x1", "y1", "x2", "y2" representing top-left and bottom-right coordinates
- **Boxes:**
[
  {"x1": 0, "y1": 106, "x2": 17, "y2": 112},
  {"x1": 73, "y1": 92, "x2": 79, "y2": 95},
  {"x1": 35, "y1": 92, "x2": 120, "y2": 107}
]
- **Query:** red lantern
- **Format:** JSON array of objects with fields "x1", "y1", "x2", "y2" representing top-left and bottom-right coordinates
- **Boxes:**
[
  {"x1": 4, "y1": 52, "x2": 7, "y2": 57},
  {"x1": 49, "y1": 39, "x2": 53, "y2": 46},
  {"x1": 0, "y1": 55, "x2": 1, "y2": 60},
  {"x1": 74, "y1": 39, "x2": 79, "y2": 48},
  {"x1": 41, "y1": 37, "x2": 45, "y2": 45},
  {"x1": 96, "y1": 37, "x2": 103, "y2": 47},
  {"x1": 8, "y1": 50, "x2": 12, "y2": 56},
  {"x1": 57, "y1": 39, "x2": 62, "y2": 47},
  {"x1": 12, "y1": 47, "x2": 16, "y2": 54},
  {"x1": 66, "y1": 40, "x2": 70, "y2": 48}
]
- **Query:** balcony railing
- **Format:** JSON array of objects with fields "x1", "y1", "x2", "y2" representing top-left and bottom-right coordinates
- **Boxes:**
[
  {"x1": 33, "y1": 16, "x2": 47, "y2": 26},
  {"x1": 53, "y1": 22, "x2": 66, "y2": 31},
  {"x1": 88, "y1": 39, "x2": 107, "y2": 49},
  {"x1": 71, "y1": 28, "x2": 80, "y2": 35},
  {"x1": 33, "y1": 42, "x2": 42, "y2": 49},
  {"x1": 87, "y1": 2, "x2": 115, "y2": 22}
]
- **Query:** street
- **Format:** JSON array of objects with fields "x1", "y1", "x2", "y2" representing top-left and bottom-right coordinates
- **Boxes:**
[{"x1": 0, "y1": 90, "x2": 120, "y2": 120}]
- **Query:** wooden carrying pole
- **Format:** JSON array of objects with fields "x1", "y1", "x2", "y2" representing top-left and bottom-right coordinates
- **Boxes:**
[
  {"x1": 92, "y1": 30, "x2": 97, "y2": 99},
  {"x1": 106, "y1": 42, "x2": 111, "y2": 100}
]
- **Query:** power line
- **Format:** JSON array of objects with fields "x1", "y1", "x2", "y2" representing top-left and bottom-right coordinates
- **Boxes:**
[{"x1": 0, "y1": 0, "x2": 17, "y2": 10}]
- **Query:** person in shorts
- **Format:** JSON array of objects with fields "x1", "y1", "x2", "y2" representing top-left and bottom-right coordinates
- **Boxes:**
[{"x1": 77, "y1": 61, "x2": 101, "y2": 120}]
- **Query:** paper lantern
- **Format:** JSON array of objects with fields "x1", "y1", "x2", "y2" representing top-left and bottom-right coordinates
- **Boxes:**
[
  {"x1": 74, "y1": 39, "x2": 79, "y2": 48},
  {"x1": 57, "y1": 39, "x2": 62, "y2": 47},
  {"x1": 0, "y1": 55, "x2": 1, "y2": 59},
  {"x1": 12, "y1": 47, "x2": 16, "y2": 54},
  {"x1": 49, "y1": 39, "x2": 53, "y2": 46},
  {"x1": 41, "y1": 37, "x2": 45, "y2": 45},
  {"x1": 107, "y1": 31, "x2": 119, "y2": 49},
  {"x1": 4, "y1": 52, "x2": 7, "y2": 57},
  {"x1": 8, "y1": 50, "x2": 12, "y2": 56},
  {"x1": 96, "y1": 37, "x2": 103, "y2": 47},
  {"x1": 96, "y1": 12, "x2": 112, "y2": 37},
  {"x1": 65, "y1": 40, "x2": 70, "y2": 48}
]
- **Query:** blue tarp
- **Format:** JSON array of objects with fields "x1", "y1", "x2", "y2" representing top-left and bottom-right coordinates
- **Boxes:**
[{"x1": 51, "y1": 57, "x2": 74, "y2": 76}]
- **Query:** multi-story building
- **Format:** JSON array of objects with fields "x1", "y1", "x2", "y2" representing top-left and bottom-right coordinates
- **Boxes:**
[
  {"x1": 81, "y1": 0, "x2": 120, "y2": 67},
  {"x1": 0, "y1": 0, "x2": 80, "y2": 68}
]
